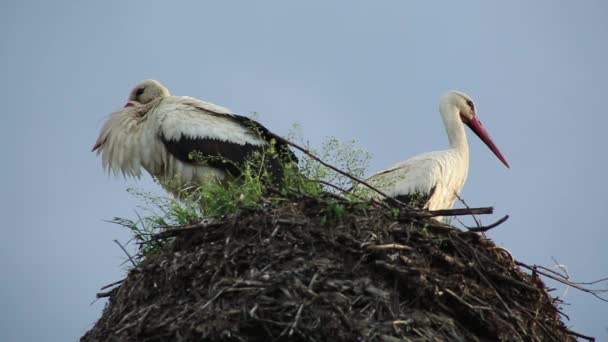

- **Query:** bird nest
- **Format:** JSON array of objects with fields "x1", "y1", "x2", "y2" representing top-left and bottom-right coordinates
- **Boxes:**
[{"x1": 82, "y1": 197, "x2": 579, "y2": 341}]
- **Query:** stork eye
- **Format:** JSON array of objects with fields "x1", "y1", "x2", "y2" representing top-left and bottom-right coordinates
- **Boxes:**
[
  {"x1": 466, "y1": 99, "x2": 475, "y2": 112},
  {"x1": 135, "y1": 88, "x2": 145, "y2": 97}
]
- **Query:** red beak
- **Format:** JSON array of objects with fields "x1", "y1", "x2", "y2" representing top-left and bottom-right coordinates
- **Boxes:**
[
  {"x1": 465, "y1": 116, "x2": 510, "y2": 168},
  {"x1": 124, "y1": 102, "x2": 135, "y2": 107}
]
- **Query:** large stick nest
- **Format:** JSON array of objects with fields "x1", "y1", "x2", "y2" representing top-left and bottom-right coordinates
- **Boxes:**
[{"x1": 82, "y1": 197, "x2": 576, "y2": 341}]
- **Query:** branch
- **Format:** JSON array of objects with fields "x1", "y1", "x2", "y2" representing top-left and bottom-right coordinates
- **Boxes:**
[
  {"x1": 314, "y1": 179, "x2": 350, "y2": 194},
  {"x1": 422, "y1": 207, "x2": 494, "y2": 217},
  {"x1": 113, "y1": 239, "x2": 136, "y2": 268},
  {"x1": 153, "y1": 219, "x2": 224, "y2": 239},
  {"x1": 466, "y1": 215, "x2": 510, "y2": 232},
  {"x1": 366, "y1": 243, "x2": 413, "y2": 251},
  {"x1": 100, "y1": 279, "x2": 125, "y2": 291},
  {"x1": 563, "y1": 328, "x2": 596, "y2": 341},
  {"x1": 516, "y1": 261, "x2": 608, "y2": 302},
  {"x1": 96, "y1": 290, "x2": 115, "y2": 298},
  {"x1": 455, "y1": 193, "x2": 481, "y2": 227},
  {"x1": 269, "y1": 133, "x2": 408, "y2": 208}
]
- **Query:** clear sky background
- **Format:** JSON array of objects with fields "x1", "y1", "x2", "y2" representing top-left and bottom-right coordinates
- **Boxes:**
[{"x1": 2, "y1": 1, "x2": 607, "y2": 341}]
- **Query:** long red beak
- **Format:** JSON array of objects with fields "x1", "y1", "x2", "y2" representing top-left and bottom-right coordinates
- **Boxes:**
[{"x1": 465, "y1": 116, "x2": 510, "y2": 168}]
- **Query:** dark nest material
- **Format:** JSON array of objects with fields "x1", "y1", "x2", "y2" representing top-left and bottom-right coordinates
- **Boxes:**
[{"x1": 82, "y1": 198, "x2": 583, "y2": 342}]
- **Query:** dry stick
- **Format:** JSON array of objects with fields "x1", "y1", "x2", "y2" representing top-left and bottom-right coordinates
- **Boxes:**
[
  {"x1": 550, "y1": 257, "x2": 570, "y2": 279},
  {"x1": 113, "y1": 239, "x2": 137, "y2": 268},
  {"x1": 563, "y1": 328, "x2": 596, "y2": 342},
  {"x1": 449, "y1": 233, "x2": 526, "y2": 337},
  {"x1": 569, "y1": 276, "x2": 608, "y2": 286},
  {"x1": 314, "y1": 179, "x2": 349, "y2": 195},
  {"x1": 96, "y1": 290, "x2": 115, "y2": 298},
  {"x1": 516, "y1": 262, "x2": 608, "y2": 302},
  {"x1": 153, "y1": 220, "x2": 224, "y2": 239},
  {"x1": 455, "y1": 193, "x2": 482, "y2": 227},
  {"x1": 541, "y1": 259, "x2": 605, "y2": 292},
  {"x1": 424, "y1": 207, "x2": 494, "y2": 217},
  {"x1": 443, "y1": 288, "x2": 493, "y2": 311},
  {"x1": 549, "y1": 257, "x2": 572, "y2": 299},
  {"x1": 288, "y1": 303, "x2": 305, "y2": 337},
  {"x1": 278, "y1": 274, "x2": 320, "y2": 337},
  {"x1": 467, "y1": 215, "x2": 510, "y2": 233},
  {"x1": 313, "y1": 179, "x2": 380, "y2": 204},
  {"x1": 269, "y1": 133, "x2": 407, "y2": 208},
  {"x1": 100, "y1": 279, "x2": 125, "y2": 291},
  {"x1": 366, "y1": 243, "x2": 413, "y2": 251},
  {"x1": 185, "y1": 288, "x2": 227, "y2": 321}
]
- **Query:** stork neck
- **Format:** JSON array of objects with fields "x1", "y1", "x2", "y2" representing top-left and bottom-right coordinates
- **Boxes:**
[{"x1": 441, "y1": 106, "x2": 469, "y2": 153}]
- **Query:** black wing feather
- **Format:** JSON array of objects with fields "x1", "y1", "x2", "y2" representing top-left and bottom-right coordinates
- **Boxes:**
[
  {"x1": 161, "y1": 105, "x2": 298, "y2": 182},
  {"x1": 161, "y1": 134, "x2": 263, "y2": 176},
  {"x1": 226, "y1": 113, "x2": 298, "y2": 163},
  {"x1": 188, "y1": 103, "x2": 298, "y2": 164}
]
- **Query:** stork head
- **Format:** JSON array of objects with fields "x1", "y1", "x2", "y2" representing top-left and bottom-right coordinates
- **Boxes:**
[
  {"x1": 441, "y1": 91, "x2": 510, "y2": 168},
  {"x1": 127, "y1": 79, "x2": 170, "y2": 105}
]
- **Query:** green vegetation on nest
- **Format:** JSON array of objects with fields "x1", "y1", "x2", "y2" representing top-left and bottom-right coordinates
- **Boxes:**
[{"x1": 110, "y1": 125, "x2": 373, "y2": 264}]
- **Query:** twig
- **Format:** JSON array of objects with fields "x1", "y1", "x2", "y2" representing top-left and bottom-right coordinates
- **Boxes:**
[
  {"x1": 113, "y1": 239, "x2": 136, "y2": 268},
  {"x1": 374, "y1": 260, "x2": 415, "y2": 277},
  {"x1": 319, "y1": 190, "x2": 351, "y2": 202},
  {"x1": 288, "y1": 304, "x2": 304, "y2": 337},
  {"x1": 308, "y1": 272, "x2": 319, "y2": 290},
  {"x1": 550, "y1": 257, "x2": 570, "y2": 279},
  {"x1": 185, "y1": 288, "x2": 227, "y2": 320},
  {"x1": 100, "y1": 279, "x2": 125, "y2": 291},
  {"x1": 423, "y1": 207, "x2": 494, "y2": 217},
  {"x1": 487, "y1": 272, "x2": 540, "y2": 292},
  {"x1": 448, "y1": 233, "x2": 527, "y2": 336},
  {"x1": 96, "y1": 289, "x2": 116, "y2": 298},
  {"x1": 517, "y1": 262, "x2": 608, "y2": 302},
  {"x1": 153, "y1": 220, "x2": 224, "y2": 239},
  {"x1": 314, "y1": 179, "x2": 349, "y2": 194},
  {"x1": 466, "y1": 215, "x2": 510, "y2": 232},
  {"x1": 568, "y1": 276, "x2": 608, "y2": 286},
  {"x1": 563, "y1": 328, "x2": 596, "y2": 341},
  {"x1": 275, "y1": 219, "x2": 307, "y2": 226},
  {"x1": 269, "y1": 133, "x2": 407, "y2": 208},
  {"x1": 550, "y1": 257, "x2": 571, "y2": 299},
  {"x1": 443, "y1": 288, "x2": 493, "y2": 311},
  {"x1": 366, "y1": 243, "x2": 413, "y2": 251},
  {"x1": 455, "y1": 193, "x2": 481, "y2": 227}
]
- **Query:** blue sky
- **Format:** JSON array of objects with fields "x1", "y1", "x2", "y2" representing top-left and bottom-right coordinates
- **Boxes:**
[{"x1": 2, "y1": 1, "x2": 607, "y2": 340}]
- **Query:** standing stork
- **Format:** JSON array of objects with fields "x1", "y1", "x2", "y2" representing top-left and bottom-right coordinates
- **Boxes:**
[
  {"x1": 363, "y1": 91, "x2": 509, "y2": 212},
  {"x1": 92, "y1": 79, "x2": 296, "y2": 195}
]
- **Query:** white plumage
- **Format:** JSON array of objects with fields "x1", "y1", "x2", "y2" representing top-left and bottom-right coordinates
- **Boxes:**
[
  {"x1": 93, "y1": 79, "x2": 293, "y2": 194},
  {"x1": 364, "y1": 91, "x2": 509, "y2": 212}
]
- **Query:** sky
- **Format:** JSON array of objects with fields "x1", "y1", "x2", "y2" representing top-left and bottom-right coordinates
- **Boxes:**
[{"x1": 1, "y1": 1, "x2": 607, "y2": 340}]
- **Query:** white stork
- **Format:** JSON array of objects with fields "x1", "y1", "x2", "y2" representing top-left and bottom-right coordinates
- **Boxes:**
[
  {"x1": 363, "y1": 91, "x2": 509, "y2": 212},
  {"x1": 92, "y1": 79, "x2": 295, "y2": 195}
]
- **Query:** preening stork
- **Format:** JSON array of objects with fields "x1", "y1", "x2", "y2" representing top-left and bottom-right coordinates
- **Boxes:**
[
  {"x1": 92, "y1": 79, "x2": 295, "y2": 195},
  {"x1": 363, "y1": 91, "x2": 509, "y2": 212}
]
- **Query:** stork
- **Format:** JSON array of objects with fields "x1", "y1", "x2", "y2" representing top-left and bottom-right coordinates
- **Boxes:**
[
  {"x1": 92, "y1": 79, "x2": 295, "y2": 195},
  {"x1": 363, "y1": 91, "x2": 509, "y2": 212}
]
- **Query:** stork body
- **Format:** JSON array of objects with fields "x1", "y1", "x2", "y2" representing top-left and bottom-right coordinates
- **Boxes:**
[
  {"x1": 365, "y1": 91, "x2": 509, "y2": 211},
  {"x1": 93, "y1": 80, "x2": 294, "y2": 195}
]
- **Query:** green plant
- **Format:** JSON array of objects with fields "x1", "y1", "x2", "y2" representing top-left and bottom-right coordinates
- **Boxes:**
[
  {"x1": 110, "y1": 123, "x2": 374, "y2": 265},
  {"x1": 108, "y1": 187, "x2": 204, "y2": 263},
  {"x1": 391, "y1": 207, "x2": 400, "y2": 219},
  {"x1": 320, "y1": 200, "x2": 346, "y2": 225},
  {"x1": 287, "y1": 125, "x2": 371, "y2": 196}
]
